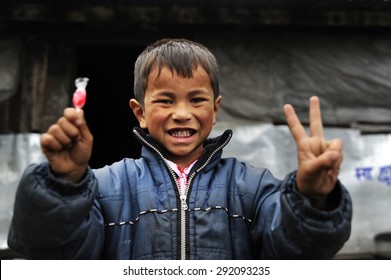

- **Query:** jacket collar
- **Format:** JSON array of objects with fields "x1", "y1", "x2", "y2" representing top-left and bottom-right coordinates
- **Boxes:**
[{"x1": 132, "y1": 127, "x2": 233, "y2": 172}]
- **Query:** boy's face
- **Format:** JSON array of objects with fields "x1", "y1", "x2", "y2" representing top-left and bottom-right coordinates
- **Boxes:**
[{"x1": 130, "y1": 66, "x2": 221, "y2": 168}]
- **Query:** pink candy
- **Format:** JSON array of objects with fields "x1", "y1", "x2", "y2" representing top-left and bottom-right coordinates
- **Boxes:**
[
  {"x1": 72, "y1": 88, "x2": 86, "y2": 108},
  {"x1": 72, "y1": 77, "x2": 89, "y2": 109}
]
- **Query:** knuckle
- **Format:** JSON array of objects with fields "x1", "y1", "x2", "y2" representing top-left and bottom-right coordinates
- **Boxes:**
[
  {"x1": 57, "y1": 116, "x2": 68, "y2": 126},
  {"x1": 48, "y1": 124, "x2": 60, "y2": 134}
]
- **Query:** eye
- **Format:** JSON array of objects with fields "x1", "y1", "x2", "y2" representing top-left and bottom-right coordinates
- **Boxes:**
[
  {"x1": 155, "y1": 99, "x2": 172, "y2": 104},
  {"x1": 191, "y1": 98, "x2": 207, "y2": 103}
]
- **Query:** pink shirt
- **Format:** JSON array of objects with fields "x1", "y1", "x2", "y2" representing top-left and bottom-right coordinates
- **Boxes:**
[{"x1": 165, "y1": 159, "x2": 198, "y2": 196}]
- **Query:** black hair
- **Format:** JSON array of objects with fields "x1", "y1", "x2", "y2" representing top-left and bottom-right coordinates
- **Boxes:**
[{"x1": 133, "y1": 38, "x2": 220, "y2": 105}]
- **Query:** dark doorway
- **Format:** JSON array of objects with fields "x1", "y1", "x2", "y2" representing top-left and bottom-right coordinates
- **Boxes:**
[{"x1": 76, "y1": 44, "x2": 143, "y2": 168}]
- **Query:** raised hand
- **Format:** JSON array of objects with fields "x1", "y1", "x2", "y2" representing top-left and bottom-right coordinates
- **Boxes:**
[
  {"x1": 284, "y1": 96, "x2": 343, "y2": 203},
  {"x1": 40, "y1": 108, "x2": 93, "y2": 183}
]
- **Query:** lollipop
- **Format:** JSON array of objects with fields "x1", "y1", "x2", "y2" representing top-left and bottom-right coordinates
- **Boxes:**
[{"x1": 72, "y1": 77, "x2": 89, "y2": 110}]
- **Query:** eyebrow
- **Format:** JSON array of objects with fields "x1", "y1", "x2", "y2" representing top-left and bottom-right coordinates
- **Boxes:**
[
  {"x1": 151, "y1": 91, "x2": 176, "y2": 99},
  {"x1": 152, "y1": 89, "x2": 210, "y2": 98}
]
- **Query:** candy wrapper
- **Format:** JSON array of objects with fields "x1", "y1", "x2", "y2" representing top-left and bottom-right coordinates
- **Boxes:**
[{"x1": 72, "y1": 77, "x2": 89, "y2": 109}]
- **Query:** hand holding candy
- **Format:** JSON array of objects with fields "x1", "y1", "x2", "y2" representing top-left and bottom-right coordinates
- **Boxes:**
[
  {"x1": 72, "y1": 77, "x2": 89, "y2": 110},
  {"x1": 40, "y1": 77, "x2": 93, "y2": 183}
]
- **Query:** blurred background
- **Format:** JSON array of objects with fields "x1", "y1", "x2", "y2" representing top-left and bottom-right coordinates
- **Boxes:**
[{"x1": 1, "y1": 0, "x2": 391, "y2": 259}]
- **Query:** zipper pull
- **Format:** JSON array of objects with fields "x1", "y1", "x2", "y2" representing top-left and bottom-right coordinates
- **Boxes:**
[{"x1": 180, "y1": 194, "x2": 188, "y2": 210}]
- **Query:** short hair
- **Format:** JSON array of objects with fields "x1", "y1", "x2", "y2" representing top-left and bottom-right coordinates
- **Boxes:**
[{"x1": 133, "y1": 38, "x2": 219, "y2": 105}]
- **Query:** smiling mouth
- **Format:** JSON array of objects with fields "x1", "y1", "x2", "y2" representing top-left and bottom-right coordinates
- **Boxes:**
[{"x1": 168, "y1": 129, "x2": 196, "y2": 137}]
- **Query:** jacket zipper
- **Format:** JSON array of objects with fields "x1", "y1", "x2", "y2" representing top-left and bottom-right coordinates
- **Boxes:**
[
  {"x1": 133, "y1": 129, "x2": 232, "y2": 260},
  {"x1": 133, "y1": 130, "x2": 186, "y2": 259},
  {"x1": 178, "y1": 132, "x2": 232, "y2": 259}
]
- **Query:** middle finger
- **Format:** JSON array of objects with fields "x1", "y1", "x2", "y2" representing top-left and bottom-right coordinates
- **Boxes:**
[{"x1": 309, "y1": 96, "x2": 324, "y2": 138}]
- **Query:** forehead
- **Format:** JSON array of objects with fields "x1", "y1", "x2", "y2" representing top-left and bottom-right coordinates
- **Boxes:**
[
  {"x1": 143, "y1": 66, "x2": 214, "y2": 103},
  {"x1": 147, "y1": 65, "x2": 211, "y2": 85}
]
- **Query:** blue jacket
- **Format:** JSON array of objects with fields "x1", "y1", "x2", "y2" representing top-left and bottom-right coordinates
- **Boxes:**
[{"x1": 8, "y1": 128, "x2": 352, "y2": 259}]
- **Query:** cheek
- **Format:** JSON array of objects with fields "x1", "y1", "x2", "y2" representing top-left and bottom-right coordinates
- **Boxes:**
[
  {"x1": 196, "y1": 109, "x2": 216, "y2": 125},
  {"x1": 145, "y1": 111, "x2": 167, "y2": 126}
]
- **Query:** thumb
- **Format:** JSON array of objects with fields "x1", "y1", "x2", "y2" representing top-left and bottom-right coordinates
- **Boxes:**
[{"x1": 74, "y1": 109, "x2": 93, "y2": 145}]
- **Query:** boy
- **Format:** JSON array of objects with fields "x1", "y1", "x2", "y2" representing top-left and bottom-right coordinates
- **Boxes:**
[{"x1": 8, "y1": 38, "x2": 352, "y2": 259}]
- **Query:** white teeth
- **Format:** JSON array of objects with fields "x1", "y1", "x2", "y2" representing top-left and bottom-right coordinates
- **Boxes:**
[{"x1": 171, "y1": 130, "x2": 193, "y2": 137}]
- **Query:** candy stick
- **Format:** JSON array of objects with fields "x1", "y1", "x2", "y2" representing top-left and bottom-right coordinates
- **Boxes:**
[{"x1": 72, "y1": 77, "x2": 89, "y2": 111}]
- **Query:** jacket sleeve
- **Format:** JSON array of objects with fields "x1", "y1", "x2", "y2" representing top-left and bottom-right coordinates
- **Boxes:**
[
  {"x1": 252, "y1": 170, "x2": 352, "y2": 259},
  {"x1": 7, "y1": 162, "x2": 105, "y2": 259},
  {"x1": 279, "y1": 171, "x2": 352, "y2": 259}
]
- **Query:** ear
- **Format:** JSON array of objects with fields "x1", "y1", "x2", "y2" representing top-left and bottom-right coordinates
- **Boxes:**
[
  {"x1": 130, "y1": 99, "x2": 147, "y2": 129},
  {"x1": 213, "y1": 96, "x2": 222, "y2": 125}
]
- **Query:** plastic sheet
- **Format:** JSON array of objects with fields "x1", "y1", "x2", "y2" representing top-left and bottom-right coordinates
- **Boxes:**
[
  {"x1": 206, "y1": 34, "x2": 391, "y2": 126},
  {"x1": 0, "y1": 134, "x2": 45, "y2": 249}
]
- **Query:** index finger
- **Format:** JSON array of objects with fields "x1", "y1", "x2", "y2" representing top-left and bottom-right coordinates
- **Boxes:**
[{"x1": 284, "y1": 103, "x2": 307, "y2": 143}]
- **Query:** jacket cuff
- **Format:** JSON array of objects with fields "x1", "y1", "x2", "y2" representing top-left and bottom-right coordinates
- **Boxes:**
[
  {"x1": 280, "y1": 171, "x2": 353, "y2": 259},
  {"x1": 38, "y1": 162, "x2": 94, "y2": 195}
]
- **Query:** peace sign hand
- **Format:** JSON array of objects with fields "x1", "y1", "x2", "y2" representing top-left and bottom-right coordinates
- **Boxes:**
[{"x1": 284, "y1": 96, "x2": 343, "y2": 208}]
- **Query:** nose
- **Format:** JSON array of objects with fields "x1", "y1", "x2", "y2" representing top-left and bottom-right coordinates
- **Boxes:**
[{"x1": 172, "y1": 103, "x2": 192, "y2": 122}]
